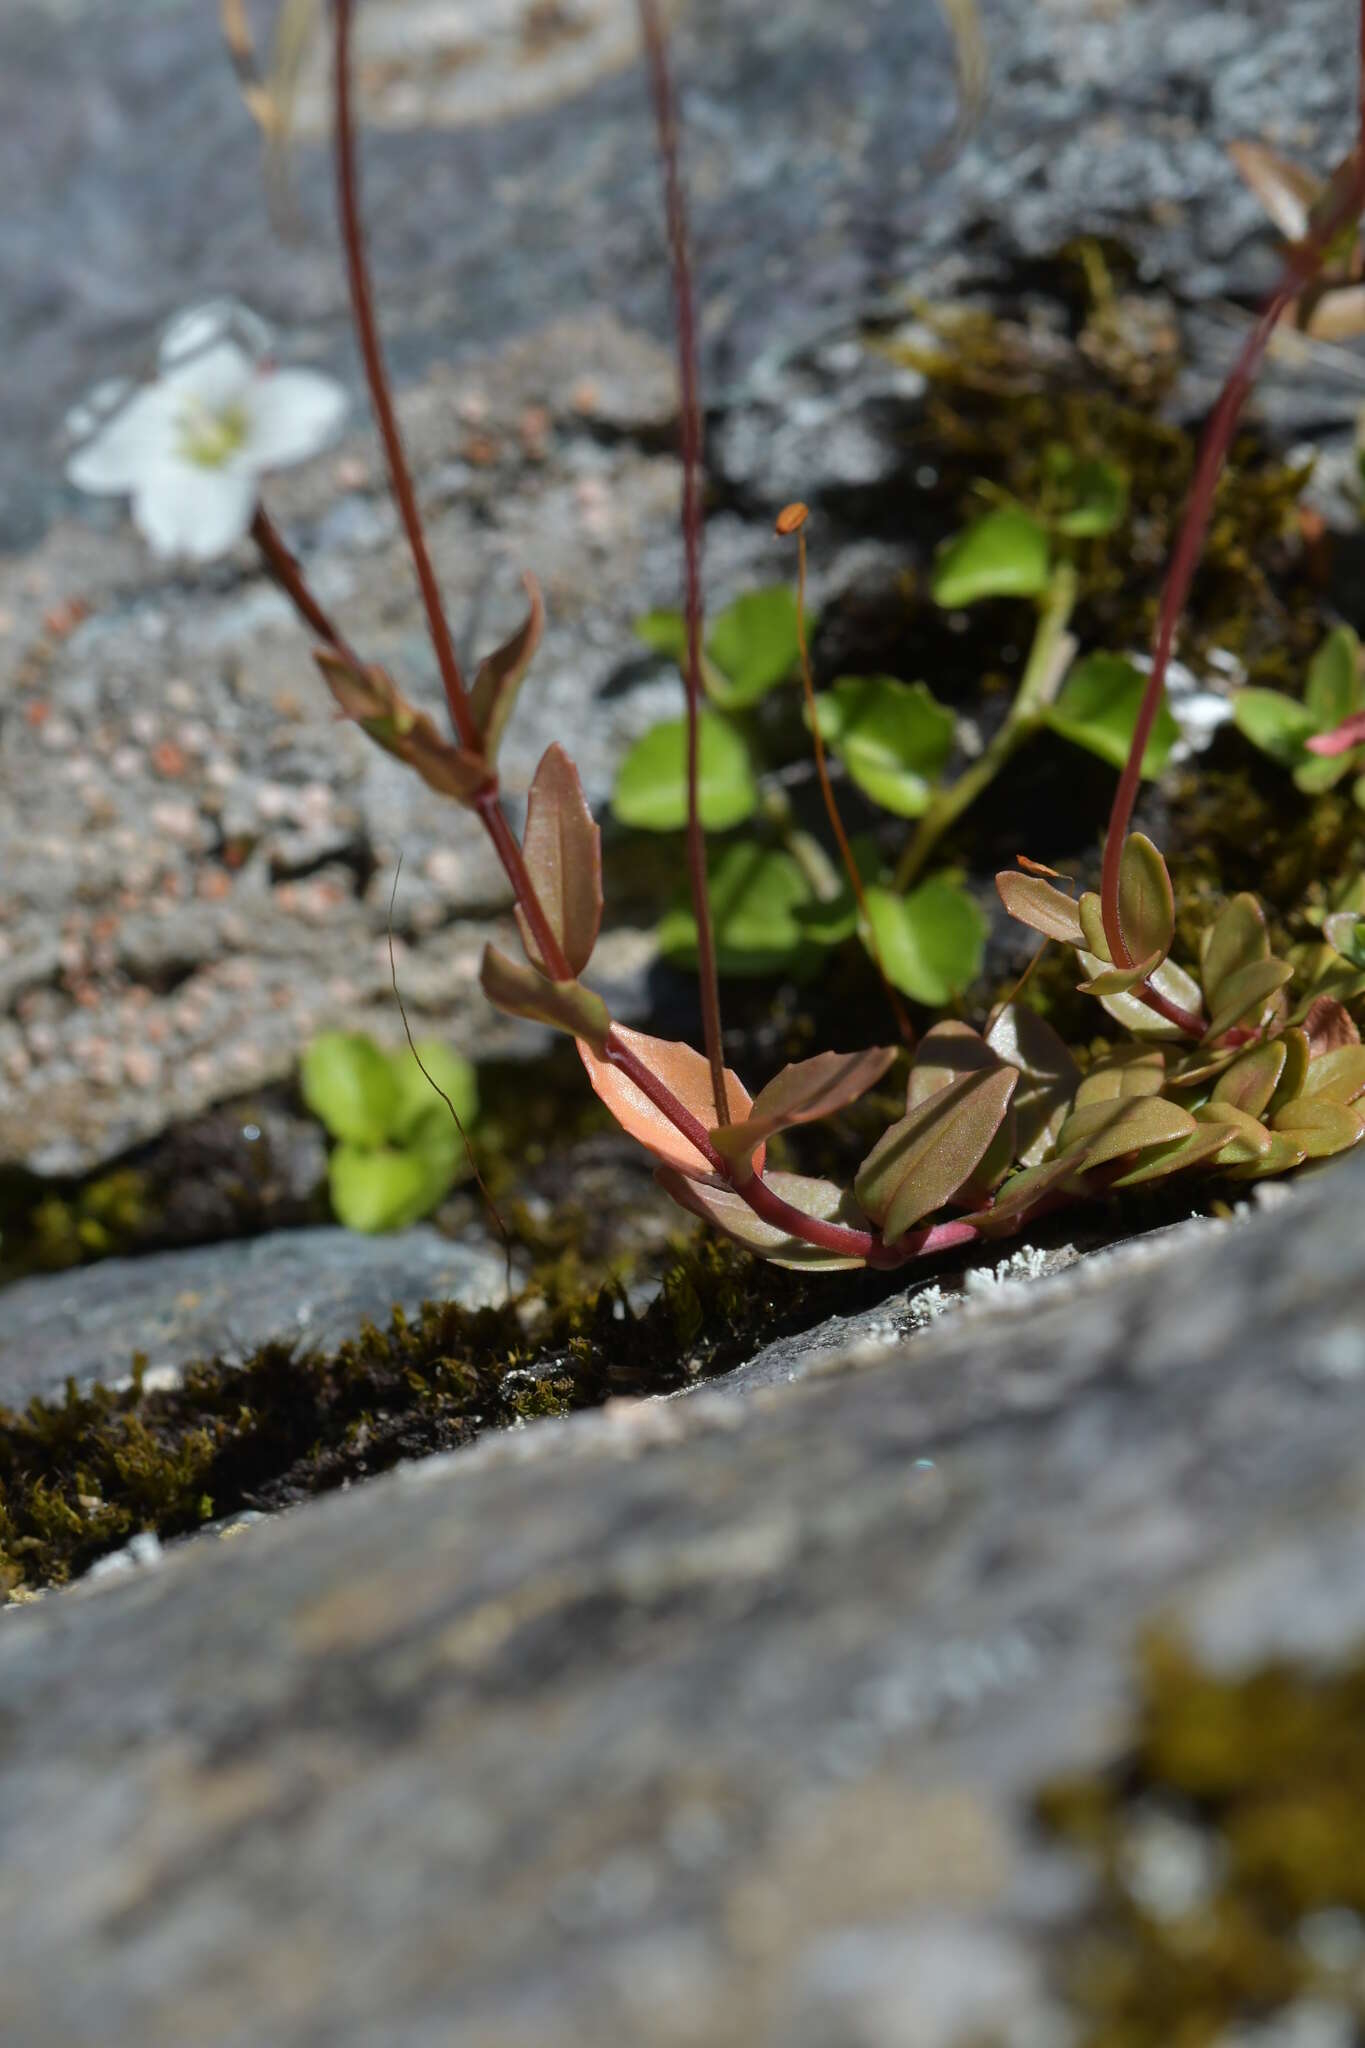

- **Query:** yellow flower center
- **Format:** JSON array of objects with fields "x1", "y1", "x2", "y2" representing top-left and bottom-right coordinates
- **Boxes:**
[{"x1": 176, "y1": 398, "x2": 249, "y2": 469}]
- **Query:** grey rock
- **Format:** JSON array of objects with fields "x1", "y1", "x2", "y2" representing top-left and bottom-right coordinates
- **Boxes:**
[
  {"x1": 2, "y1": 1151, "x2": 1365, "y2": 2044},
  {"x1": 0, "y1": 1224, "x2": 507, "y2": 1404}
]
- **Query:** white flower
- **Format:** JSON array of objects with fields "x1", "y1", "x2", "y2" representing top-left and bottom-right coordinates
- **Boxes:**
[{"x1": 66, "y1": 319, "x2": 346, "y2": 563}]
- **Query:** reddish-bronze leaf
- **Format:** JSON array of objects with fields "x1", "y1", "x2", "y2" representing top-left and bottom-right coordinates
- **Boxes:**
[
  {"x1": 1073, "y1": 1045, "x2": 1167, "y2": 1111},
  {"x1": 1302, "y1": 993, "x2": 1361, "y2": 1059},
  {"x1": 1202, "y1": 956, "x2": 1294, "y2": 1042},
  {"x1": 1058, "y1": 1094, "x2": 1197, "y2": 1166},
  {"x1": 469, "y1": 574, "x2": 545, "y2": 764},
  {"x1": 315, "y1": 648, "x2": 489, "y2": 802},
  {"x1": 995, "y1": 870, "x2": 1084, "y2": 945},
  {"x1": 855, "y1": 1066, "x2": 1017, "y2": 1241},
  {"x1": 579, "y1": 1024, "x2": 757, "y2": 1177},
  {"x1": 1193, "y1": 1101, "x2": 1274, "y2": 1165},
  {"x1": 479, "y1": 945, "x2": 610, "y2": 1053},
  {"x1": 1210, "y1": 1040, "x2": 1288, "y2": 1119},
  {"x1": 655, "y1": 1168, "x2": 868, "y2": 1270},
  {"x1": 711, "y1": 1047, "x2": 896, "y2": 1179},
  {"x1": 514, "y1": 743, "x2": 603, "y2": 977},
  {"x1": 906, "y1": 1021, "x2": 997, "y2": 1108}
]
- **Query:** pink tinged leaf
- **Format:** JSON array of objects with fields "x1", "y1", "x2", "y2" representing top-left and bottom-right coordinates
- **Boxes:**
[
  {"x1": 854, "y1": 1066, "x2": 1017, "y2": 1243},
  {"x1": 985, "y1": 1003, "x2": 1080, "y2": 1167},
  {"x1": 906, "y1": 1020, "x2": 997, "y2": 1107},
  {"x1": 1117, "y1": 832, "x2": 1174, "y2": 965},
  {"x1": 710, "y1": 1046, "x2": 897, "y2": 1179},
  {"x1": 579, "y1": 1024, "x2": 758, "y2": 1177},
  {"x1": 1057, "y1": 1094, "x2": 1197, "y2": 1167},
  {"x1": 1301, "y1": 1043, "x2": 1365, "y2": 1103},
  {"x1": 1302, "y1": 994, "x2": 1361, "y2": 1059},
  {"x1": 314, "y1": 648, "x2": 489, "y2": 802},
  {"x1": 995, "y1": 870, "x2": 1085, "y2": 945},
  {"x1": 1270, "y1": 1094, "x2": 1365, "y2": 1158},
  {"x1": 1210, "y1": 1038, "x2": 1289, "y2": 1119},
  {"x1": 1305, "y1": 710, "x2": 1365, "y2": 757},
  {"x1": 1076, "y1": 950, "x2": 1165, "y2": 998},
  {"x1": 514, "y1": 743, "x2": 603, "y2": 977},
  {"x1": 468, "y1": 574, "x2": 545, "y2": 764},
  {"x1": 478, "y1": 945, "x2": 611, "y2": 1054},
  {"x1": 1193, "y1": 1101, "x2": 1276, "y2": 1165},
  {"x1": 655, "y1": 1167, "x2": 868, "y2": 1270},
  {"x1": 1202, "y1": 956, "x2": 1294, "y2": 1042},
  {"x1": 966, "y1": 1152, "x2": 1080, "y2": 1236},
  {"x1": 1226, "y1": 138, "x2": 1318, "y2": 242},
  {"x1": 1073, "y1": 1045, "x2": 1167, "y2": 1111},
  {"x1": 1200, "y1": 893, "x2": 1269, "y2": 1009},
  {"x1": 1107, "y1": 1124, "x2": 1235, "y2": 1188}
]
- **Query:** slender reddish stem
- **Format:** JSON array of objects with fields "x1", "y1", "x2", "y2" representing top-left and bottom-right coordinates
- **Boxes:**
[
  {"x1": 1100, "y1": 145, "x2": 1365, "y2": 967},
  {"x1": 251, "y1": 505, "x2": 361, "y2": 666},
  {"x1": 789, "y1": 522, "x2": 916, "y2": 1044},
  {"x1": 636, "y1": 0, "x2": 731, "y2": 1127},
  {"x1": 332, "y1": 0, "x2": 478, "y2": 754}
]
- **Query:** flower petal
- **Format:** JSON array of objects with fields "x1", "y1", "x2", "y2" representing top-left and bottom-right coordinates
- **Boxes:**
[
  {"x1": 158, "y1": 339, "x2": 257, "y2": 414},
  {"x1": 65, "y1": 385, "x2": 178, "y2": 495},
  {"x1": 132, "y1": 458, "x2": 256, "y2": 562},
  {"x1": 243, "y1": 368, "x2": 348, "y2": 470},
  {"x1": 160, "y1": 299, "x2": 272, "y2": 370}
]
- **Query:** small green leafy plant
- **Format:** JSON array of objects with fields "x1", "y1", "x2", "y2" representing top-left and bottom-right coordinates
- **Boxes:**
[
  {"x1": 301, "y1": 1032, "x2": 479, "y2": 1233},
  {"x1": 1234, "y1": 624, "x2": 1365, "y2": 804}
]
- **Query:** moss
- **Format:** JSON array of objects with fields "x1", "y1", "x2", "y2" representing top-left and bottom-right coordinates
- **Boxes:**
[
  {"x1": 1033, "y1": 1632, "x2": 1365, "y2": 2047},
  {"x1": 0, "y1": 1233, "x2": 898, "y2": 1599}
]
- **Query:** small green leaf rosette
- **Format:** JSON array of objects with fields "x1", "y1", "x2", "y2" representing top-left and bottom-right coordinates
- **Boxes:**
[{"x1": 302, "y1": 1032, "x2": 480, "y2": 1233}]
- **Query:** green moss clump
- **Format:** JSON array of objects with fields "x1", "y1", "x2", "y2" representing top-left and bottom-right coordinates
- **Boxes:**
[
  {"x1": 0, "y1": 1234, "x2": 885, "y2": 1599},
  {"x1": 1034, "y1": 1632, "x2": 1365, "y2": 2046}
]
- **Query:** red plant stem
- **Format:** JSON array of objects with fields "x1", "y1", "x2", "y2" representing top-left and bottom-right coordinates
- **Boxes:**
[
  {"x1": 789, "y1": 523, "x2": 916, "y2": 1045},
  {"x1": 332, "y1": 0, "x2": 479, "y2": 754},
  {"x1": 636, "y1": 0, "x2": 731, "y2": 1128},
  {"x1": 319, "y1": 0, "x2": 977, "y2": 1271},
  {"x1": 251, "y1": 505, "x2": 361, "y2": 663},
  {"x1": 1100, "y1": 143, "x2": 1365, "y2": 969}
]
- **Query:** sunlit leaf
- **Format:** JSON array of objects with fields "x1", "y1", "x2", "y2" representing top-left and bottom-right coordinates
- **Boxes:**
[
  {"x1": 705, "y1": 586, "x2": 804, "y2": 708},
  {"x1": 995, "y1": 870, "x2": 1085, "y2": 946},
  {"x1": 967, "y1": 1152, "x2": 1079, "y2": 1235},
  {"x1": 612, "y1": 713, "x2": 757, "y2": 832},
  {"x1": 1117, "y1": 832, "x2": 1174, "y2": 966},
  {"x1": 1072, "y1": 1045, "x2": 1166, "y2": 1110},
  {"x1": 656, "y1": 1167, "x2": 868, "y2": 1270},
  {"x1": 1193, "y1": 1101, "x2": 1274, "y2": 1165},
  {"x1": 468, "y1": 575, "x2": 545, "y2": 765},
  {"x1": 1202, "y1": 956, "x2": 1294, "y2": 1041},
  {"x1": 1232, "y1": 687, "x2": 1319, "y2": 766},
  {"x1": 515, "y1": 743, "x2": 603, "y2": 976},
  {"x1": 1305, "y1": 625, "x2": 1362, "y2": 730},
  {"x1": 301, "y1": 1031, "x2": 400, "y2": 1147},
  {"x1": 314, "y1": 649, "x2": 489, "y2": 803},
  {"x1": 1301, "y1": 1043, "x2": 1365, "y2": 1102},
  {"x1": 1200, "y1": 893, "x2": 1269, "y2": 1012},
  {"x1": 1076, "y1": 951, "x2": 1163, "y2": 997},
  {"x1": 711, "y1": 1047, "x2": 898, "y2": 1177},
  {"x1": 1078, "y1": 892, "x2": 1110, "y2": 961},
  {"x1": 1301, "y1": 993, "x2": 1361, "y2": 1057},
  {"x1": 390, "y1": 1040, "x2": 479, "y2": 1147},
  {"x1": 1057, "y1": 1094, "x2": 1197, "y2": 1166},
  {"x1": 579, "y1": 1024, "x2": 756, "y2": 1177},
  {"x1": 1046, "y1": 654, "x2": 1179, "y2": 777},
  {"x1": 658, "y1": 843, "x2": 820, "y2": 978},
  {"x1": 1270, "y1": 1094, "x2": 1365, "y2": 1157},
  {"x1": 855, "y1": 1067, "x2": 1017, "y2": 1240},
  {"x1": 328, "y1": 1142, "x2": 455, "y2": 1234},
  {"x1": 985, "y1": 1002, "x2": 1080, "y2": 1165},
  {"x1": 1323, "y1": 911, "x2": 1365, "y2": 969},
  {"x1": 931, "y1": 506, "x2": 1050, "y2": 607},
  {"x1": 1107, "y1": 1125, "x2": 1232, "y2": 1188},
  {"x1": 863, "y1": 877, "x2": 987, "y2": 1007},
  {"x1": 906, "y1": 1020, "x2": 998, "y2": 1107},
  {"x1": 812, "y1": 676, "x2": 955, "y2": 817},
  {"x1": 1079, "y1": 951, "x2": 1204, "y2": 1039},
  {"x1": 1209, "y1": 1040, "x2": 1288, "y2": 1120}
]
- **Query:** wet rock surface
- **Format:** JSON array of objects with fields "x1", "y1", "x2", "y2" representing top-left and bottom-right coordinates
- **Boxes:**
[{"x1": 1, "y1": 1150, "x2": 1363, "y2": 2047}]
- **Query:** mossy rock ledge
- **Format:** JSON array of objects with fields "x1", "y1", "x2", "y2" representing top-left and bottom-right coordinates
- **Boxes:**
[{"x1": 1, "y1": 1152, "x2": 1364, "y2": 2045}]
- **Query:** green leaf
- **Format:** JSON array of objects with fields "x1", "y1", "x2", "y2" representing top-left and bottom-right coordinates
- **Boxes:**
[
  {"x1": 1107, "y1": 1125, "x2": 1232, "y2": 1189},
  {"x1": 931, "y1": 507, "x2": 1051, "y2": 607},
  {"x1": 1323, "y1": 911, "x2": 1365, "y2": 969},
  {"x1": 705, "y1": 587, "x2": 804, "y2": 707},
  {"x1": 854, "y1": 1067, "x2": 1017, "y2": 1240},
  {"x1": 1200, "y1": 894, "x2": 1269, "y2": 1011},
  {"x1": 1202, "y1": 956, "x2": 1294, "y2": 1041},
  {"x1": 863, "y1": 877, "x2": 987, "y2": 1007},
  {"x1": 634, "y1": 609, "x2": 687, "y2": 660},
  {"x1": 612, "y1": 713, "x2": 757, "y2": 832},
  {"x1": 1072, "y1": 1045, "x2": 1166, "y2": 1110},
  {"x1": 301, "y1": 1032, "x2": 401, "y2": 1147},
  {"x1": 1305, "y1": 626, "x2": 1362, "y2": 729},
  {"x1": 657, "y1": 843, "x2": 820, "y2": 978},
  {"x1": 1046, "y1": 654, "x2": 1179, "y2": 777},
  {"x1": 812, "y1": 676, "x2": 955, "y2": 817},
  {"x1": 1301, "y1": 1043, "x2": 1365, "y2": 1103},
  {"x1": 1270, "y1": 1094, "x2": 1365, "y2": 1158},
  {"x1": 328, "y1": 1142, "x2": 454, "y2": 1234},
  {"x1": 1117, "y1": 833, "x2": 1174, "y2": 965},
  {"x1": 1057, "y1": 1094, "x2": 1197, "y2": 1167},
  {"x1": 390, "y1": 1041, "x2": 479, "y2": 1147},
  {"x1": 1210, "y1": 1040, "x2": 1288, "y2": 1120},
  {"x1": 1232, "y1": 688, "x2": 1319, "y2": 766},
  {"x1": 1292, "y1": 749, "x2": 1354, "y2": 796},
  {"x1": 1079, "y1": 951, "x2": 1204, "y2": 1039},
  {"x1": 1053, "y1": 456, "x2": 1129, "y2": 538}
]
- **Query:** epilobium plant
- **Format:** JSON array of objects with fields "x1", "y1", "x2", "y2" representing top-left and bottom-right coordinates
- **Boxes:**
[{"x1": 67, "y1": 0, "x2": 1365, "y2": 1274}]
